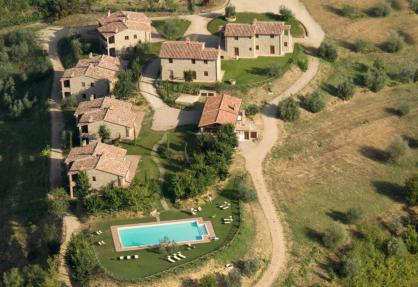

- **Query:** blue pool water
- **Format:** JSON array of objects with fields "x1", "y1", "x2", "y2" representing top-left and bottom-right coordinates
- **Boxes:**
[{"x1": 118, "y1": 220, "x2": 209, "y2": 248}]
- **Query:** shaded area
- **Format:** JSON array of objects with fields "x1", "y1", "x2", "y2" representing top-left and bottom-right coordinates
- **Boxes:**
[
  {"x1": 372, "y1": 180, "x2": 405, "y2": 203},
  {"x1": 359, "y1": 146, "x2": 389, "y2": 163}
]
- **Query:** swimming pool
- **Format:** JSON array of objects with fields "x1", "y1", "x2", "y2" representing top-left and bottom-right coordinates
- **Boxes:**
[{"x1": 112, "y1": 218, "x2": 215, "y2": 251}]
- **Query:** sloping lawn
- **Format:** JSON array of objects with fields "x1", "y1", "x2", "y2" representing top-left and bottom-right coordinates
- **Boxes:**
[
  {"x1": 152, "y1": 19, "x2": 191, "y2": 40},
  {"x1": 222, "y1": 54, "x2": 292, "y2": 85},
  {"x1": 92, "y1": 191, "x2": 240, "y2": 281},
  {"x1": 207, "y1": 12, "x2": 305, "y2": 37}
]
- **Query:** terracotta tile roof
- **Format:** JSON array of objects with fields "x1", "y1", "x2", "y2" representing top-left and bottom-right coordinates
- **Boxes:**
[
  {"x1": 224, "y1": 21, "x2": 286, "y2": 37},
  {"x1": 159, "y1": 41, "x2": 220, "y2": 60},
  {"x1": 62, "y1": 55, "x2": 127, "y2": 81},
  {"x1": 98, "y1": 11, "x2": 151, "y2": 37},
  {"x1": 75, "y1": 97, "x2": 141, "y2": 128},
  {"x1": 198, "y1": 94, "x2": 242, "y2": 127},
  {"x1": 66, "y1": 142, "x2": 136, "y2": 177}
]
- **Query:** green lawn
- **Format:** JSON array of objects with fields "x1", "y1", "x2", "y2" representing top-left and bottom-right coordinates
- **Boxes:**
[
  {"x1": 222, "y1": 54, "x2": 292, "y2": 85},
  {"x1": 92, "y1": 191, "x2": 240, "y2": 281},
  {"x1": 152, "y1": 19, "x2": 191, "y2": 40},
  {"x1": 119, "y1": 113, "x2": 163, "y2": 185},
  {"x1": 207, "y1": 12, "x2": 305, "y2": 37}
]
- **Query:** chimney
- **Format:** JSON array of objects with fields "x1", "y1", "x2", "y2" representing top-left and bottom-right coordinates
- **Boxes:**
[
  {"x1": 88, "y1": 115, "x2": 94, "y2": 123},
  {"x1": 107, "y1": 10, "x2": 111, "y2": 17},
  {"x1": 89, "y1": 52, "x2": 93, "y2": 58},
  {"x1": 253, "y1": 18, "x2": 257, "y2": 24}
]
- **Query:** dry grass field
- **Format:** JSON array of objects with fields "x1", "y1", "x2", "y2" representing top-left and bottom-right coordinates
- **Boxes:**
[{"x1": 264, "y1": 0, "x2": 418, "y2": 285}]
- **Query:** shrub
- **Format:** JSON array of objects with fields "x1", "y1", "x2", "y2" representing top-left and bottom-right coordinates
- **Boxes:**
[
  {"x1": 398, "y1": 104, "x2": 410, "y2": 117},
  {"x1": 61, "y1": 95, "x2": 77, "y2": 109},
  {"x1": 322, "y1": 224, "x2": 346, "y2": 249},
  {"x1": 47, "y1": 188, "x2": 69, "y2": 218},
  {"x1": 402, "y1": 224, "x2": 418, "y2": 253},
  {"x1": 386, "y1": 136, "x2": 409, "y2": 163},
  {"x1": 405, "y1": 176, "x2": 418, "y2": 205},
  {"x1": 411, "y1": 0, "x2": 418, "y2": 13},
  {"x1": 236, "y1": 177, "x2": 257, "y2": 202},
  {"x1": 369, "y1": 2, "x2": 392, "y2": 17},
  {"x1": 279, "y1": 5, "x2": 294, "y2": 21},
  {"x1": 336, "y1": 79, "x2": 355, "y2": 100},
  {"x1": 73, "y1": 170, "x2": 91, "y2": 199},
  {"x1": 98, "y1": 124, "x2": 111, "y2": 142},
  {"x1": 184, "y1": 70, "x2": 193, "y2": 82},
  {"x1": 318, "y1": 41, "x2": 338, "y2": 62},
  {"x1": 267, "y1": 64, "x2": 283, "y2": 77},
  {"x1": 114, "y1": 71, "x2": 136, "y2": 99},
  {"x1": 392, "y1": 67, "x2": 416, "y2": 83},
  {"x1": 383, "y1": 32, "x2": 405, "y2": 53},
  {"x1": 341, "y1": 5, "x2": 362, "y2": 18},
  {"x1": 225, "y1": 5, "x2": 236, "y2": 18},
  {"x1": 414, "y1": 69, "x2": 418, "y2": 82},
  {"x1": 66, "y1": 234, "x2": 97, "y2": 285},
  {"x1": 301, "y1": 91, "x2": 326, "y2": 113},
  {"x1": 245, "y1": 104, "x2": 259, "y2": 117},
  {"x1": 277, "y1": 98, "x2": 300, "y2": 122},
  {"x1": 297, "y1": 57, "x2": 308, "y2": 71},
  {"x1": 354, "y1": 39, "x2": 372, "y2": 53},
  {"x1": 340, "y1": 256, "x2": 361, "y2": 278},
  {"x1": 158, "y1": 236, "x2": 179, "y2": 254},
  {"x1": 241, "y1": 258, "x2": 260, "y2": 276},
  {"x1": 386, "y1": 237, "x2": 407, "y2": 256},
  {"x1": 200, "y1": 274, "x2": 218, "y2": 287},
  {"x1": 346, "y1": 207, "x2": 363, "y2": 224},
  {"x1": 364, "y1": 66, "x2": 388, "y2": 92},
  {"x1": 224, "y1": 269, "x2": 241, "y2": 287}
]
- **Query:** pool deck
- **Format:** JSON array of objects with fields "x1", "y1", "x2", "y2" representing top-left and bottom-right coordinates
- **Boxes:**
[{"x1": 111, "y1": 218, "x2": 216, "y2": 252}]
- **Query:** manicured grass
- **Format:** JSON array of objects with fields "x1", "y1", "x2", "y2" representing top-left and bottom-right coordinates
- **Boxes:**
[
  {"x1": 119, "y1": 113, "x2": 163, "y2": 184},
  {"x1": 207, "y1": 12, "x2": 305, "y2": 37},
  {"x1": 152, "y1": 19, "x2": 191, "y2": 40},
  {"x1": 92, "y1": 192, "x2": 240, "y2": 281},
  {"x1": 222, "y1": 54, "x2": 292, "y2": 85}
]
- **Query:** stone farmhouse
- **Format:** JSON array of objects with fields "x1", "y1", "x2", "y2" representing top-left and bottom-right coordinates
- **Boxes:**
[
  {"x1": 198, "y1": 93, "x2": 258, "y2": 141},
  {"x1": 65, "y1": 142, "x2": 140, "y2": 198},
  {"x1": 223, "y1": 19, "x2": 293, "y2": 58},
  {"x1": 159, "y1": 40, "x2": 224, "y2": 83},
  {"x1": 60, "y1": 55, "x2": 127, "y2": 102},
  {"x1": 98, "y1": 11, "x2": 152, "y2": 56},
  {"x1": 74, "y1": 97, "x2": 145, "y2": 144}
]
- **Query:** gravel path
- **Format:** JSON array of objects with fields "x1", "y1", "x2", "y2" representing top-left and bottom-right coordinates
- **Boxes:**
[
  {"x1": 239, "y1": 56, "x2": 320, "y2": 287},
  {"x1": 39, "y1": 26, "x2": 81, "y2": 287}
]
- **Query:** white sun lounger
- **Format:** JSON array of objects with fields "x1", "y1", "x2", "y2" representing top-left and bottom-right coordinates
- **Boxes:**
[
  {"x1": 167, "y1": 256, "x2": 176, "y2": 263},
  {"x1": 118, "y1": 256, "x2": 124, "y2": 260},
  {"x1": 177, "y1": 252, "x2": 186, "y2": 259},
  {"x1": 134, "y1": 255, "x2": 139, "y2": 259},
  {"x1": 197, "y1": 206, "x2": 202, "y2": 211},
  {"x1": 224, "y1": 221, "x2": 231, "y2": 224},
  {"x1": 173, "y1": 254, "x2": 182, "y2": 261},
  {"x1": 126, "y1": 255, "x2": 131, "y2": 260}
]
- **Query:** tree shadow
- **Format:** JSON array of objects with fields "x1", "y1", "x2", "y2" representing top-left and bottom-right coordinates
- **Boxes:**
[
  {"x1": 359, "y1": 146, "x2": 389, "y2": 163},
  {"x1": 385, "y1": 107, "x2": 402, "y2": 116},
  {"x1": 321, "y1": 83, "x2": 337, "y2": 96},
  {"x1": 323, "y1": 5, "x2": 344, "y2": 16},
  {"x1": 181, "y1": 278, "x2": 199, "y2": 287},
  {"x1": 372, "y1": 180, "x2": 405, "y2": 203},
  {"x1": 402, "y1": 135, "x2": 418, "y2": 149},
  {"x1": 247, "y1": 67, "x2": 270, "y2": 76},
  {"x1": 304, "y1": 227, "x2": 323, "y2": 245},
  {"x1": 337, "y1": 39, "x2": 356, "y2": 52},
  {"x1": 326, "y1": 210, "x2": 347, "y2": 224}
]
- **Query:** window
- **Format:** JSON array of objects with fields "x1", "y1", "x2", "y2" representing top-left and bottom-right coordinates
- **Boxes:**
[
  {"x1": 256, "y1": 45, "x2": 259, "y2": 50},
  {"x1": 204, "y1": 60, "x2": 208, "y2": 64},
  {"x1": 249, "y1": 36, "x2": 252, "y2": 39},
  {"x1": 82, "y1": 94, "x2": 87, "y2": 99},
  {"x1": 134, "y1": 34, "x2": 137, "y2": 39},
  {"x1": 64, "y1": 92, "x2": 71, "y2": 98},
  {"x1": 270, "y1": 34, "x2": 275, "y2": 38},
  {"x1": 64, "y1": 80, "x2": 70, "y2": 88},
  {"x1": 256, "y1": 34, "x2": 259, "y2": 38},
  {"x1": 92, "y1": 176, "x2": 96, "y2": 182},
  {"x1": 284, "y1": 42, "x2": 288, "y2": 47},
  {"x1": 90, "y1": 82, "x2": 95, "y2": 87},
  {"x1": 71, "y1": 174, "x2": 78, "y2": 181},
  {"x1": 81, "y1": 125, "x2": 88, "y2": 133},
  {"x1": 169, "y1": 70, "x2": 174, "y2": 80},
  {"x1": 234, "y1": 36, "x2": 239, "y2": 40},
  {"x1": 109, "y1": 36, "x2": 115, "y2": 44},
  {"x1": 204, "y1": 71, "x2": 209, "y2": 76},
  {"x1": 125, "y1": 36, "x2": 129, "y2": 40},
  {"x1": 249, "y1": 47, "x2": 252, "y2": 51},
  {"x1": 81, "y1": 82, "x2": 86, "y2": 87},
  {"x1": 169, "y1": 58, "x2": 173, "y2": 63},
  {"x1": 192, "y1": 59, "x2": 196, "y2": 64}
]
